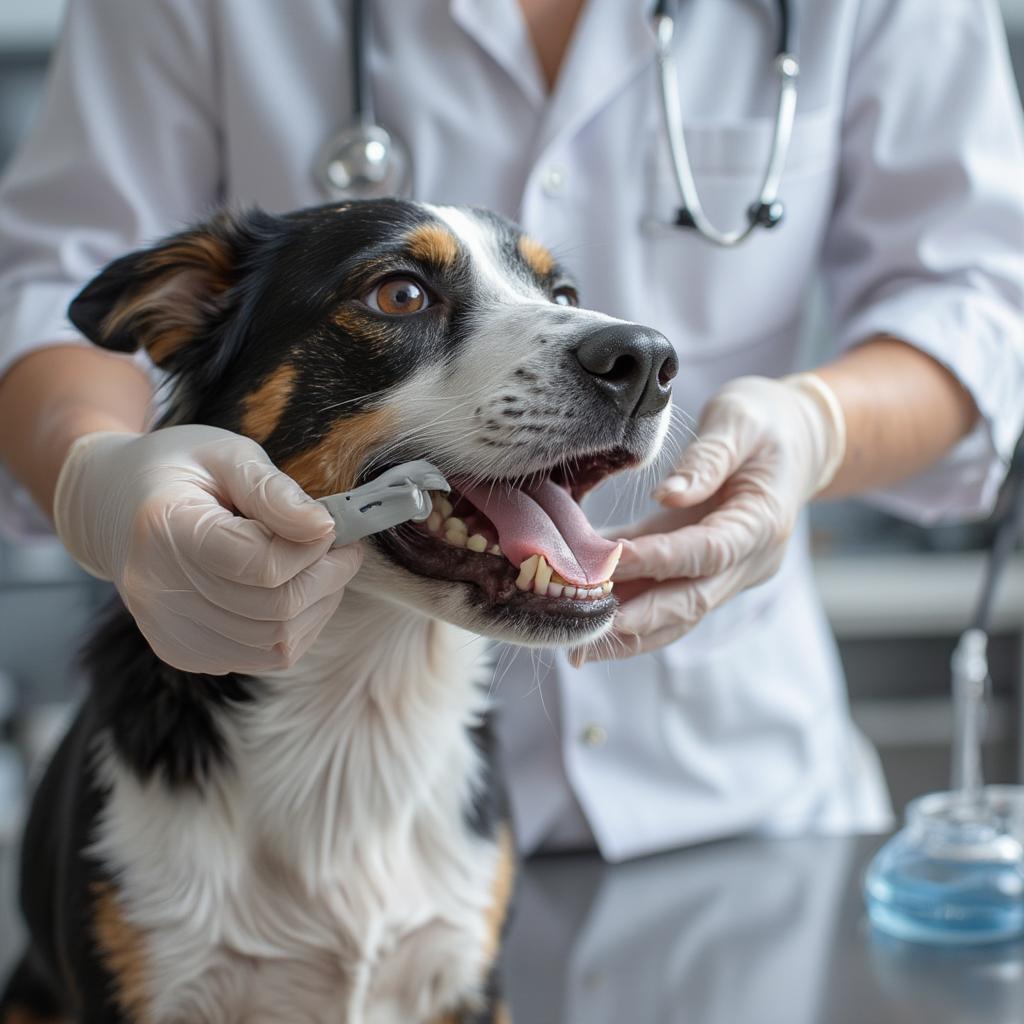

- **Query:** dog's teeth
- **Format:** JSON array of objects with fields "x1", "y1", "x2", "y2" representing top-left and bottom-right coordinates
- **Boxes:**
[
  {"x1": 466, "y1": 534, "x2": 488, "y2": 553},
  {"x1": 426, "y1": 510, "x2": 443, "y2": 533},
  {"x1": 563, "y1": 585, "x2": 577, "y2": 598},
  {"x1": 437, "y1": 497, "x2": 454, "y2": 519},
  {"x1": 547, "y1": 583, "x2": 564, "y2": 598},
  {"x1": 533, "y1": 555, "x2": 553, "y2": 595},
  {"x1": 582, "y1": 587, "x2": 598, "y2": 599},
  {"x1": 444, "y1": 516, "x2": 468, "y2": 535},
  {"x1": 516, "y1": 554, "x2": 540, "y2": 591},
  {"x1": 445, "y1": 528, "x2": 466, "y2": 547},
  {"x1": 601, "y1": 580, "x2": 614, "y2": 594},
  {"x1": 551, "y1": 571, "x2": 567, "y2": 585},
  {"x1": 488, "y1": 544, "x2": 503, "y2": 556}
]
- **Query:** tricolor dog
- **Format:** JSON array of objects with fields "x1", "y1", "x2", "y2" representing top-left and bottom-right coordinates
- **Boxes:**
[{"x1": 1, "y1": 199, "x2": 675, "y2": 1024}]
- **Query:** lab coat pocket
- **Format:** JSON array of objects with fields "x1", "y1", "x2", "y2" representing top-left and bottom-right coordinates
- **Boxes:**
[{"x1": 641, "y1": 107, "x2": 841, "y2": 360}]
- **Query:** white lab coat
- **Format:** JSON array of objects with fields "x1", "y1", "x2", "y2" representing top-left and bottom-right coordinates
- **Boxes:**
[{"x1": 1, "y1": 0, "x2": 1022, "y2": 860}]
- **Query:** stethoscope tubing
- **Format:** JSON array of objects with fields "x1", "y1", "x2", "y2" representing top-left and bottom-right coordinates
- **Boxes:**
[
  {"x1": 323, "y1": 0, "x2": 799, "y2": 249},
  {"x1": 653, "y1": 0, "x2": 797, "y2": 247}
]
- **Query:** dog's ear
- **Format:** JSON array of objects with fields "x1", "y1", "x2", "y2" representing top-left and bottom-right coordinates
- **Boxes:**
[{"x1": 68, "y1": 211, "x2": 270, "y2": 370}]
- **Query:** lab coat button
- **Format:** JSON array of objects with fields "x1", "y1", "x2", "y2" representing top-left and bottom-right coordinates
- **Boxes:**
[
  {"x1": 541, "y1": 165, "x2": 566, "y2": 196},
  {"x1": 580, "y1": 723, "x2": 607, "y2": 747}
]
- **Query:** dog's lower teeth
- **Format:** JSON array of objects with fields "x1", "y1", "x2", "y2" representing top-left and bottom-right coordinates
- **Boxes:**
[
  {"x1": 516, "y1": 554, "x2": 540, "y2": 591},
  {"x1": 467, "y1": 534, "x2": 488, "y2": 552},
  {"x1": 444, "y1": 516, "x2": 467, "y2": 535},
  {"x1": 513, "y1": 554, "x2": 615, "y2": 599},
  {"x1": 427, "y1": 510, "x2": 443, "y2": 533},
  {"x1": 533, "y1": 555, "x2": 553, "y2": 595},
  {"x1": 445, "y1": 529, "x2": 466, "y2": 547},
  {"x1": 488, "y1": 544, "x2": 502, "y2": 556},
  {"x1": 437, "y1": 497, "x2": 454, "y2": 519}
]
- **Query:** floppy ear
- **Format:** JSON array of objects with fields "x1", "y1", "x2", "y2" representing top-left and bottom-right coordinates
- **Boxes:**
[{"x1": 68, "y1": 213, "x2": 251, "y2": 369}]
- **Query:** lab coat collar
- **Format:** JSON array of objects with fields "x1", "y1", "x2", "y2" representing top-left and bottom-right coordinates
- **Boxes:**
[
  {"x1": 534, "y1": 0, "x2": 656, "y2": 158},
  {"x1": 449, "y1": 0, "x2": 548, "y2": 109},
  {"x1": 450, "y1": 0, "x2": 656, "y2": 157}
]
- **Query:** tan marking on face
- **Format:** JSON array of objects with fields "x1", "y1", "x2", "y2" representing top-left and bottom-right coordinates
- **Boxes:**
[
  {"x1": 240, "y1": 363, "x2": 297, "y2": 443},
  {"x1": 92, "y1": 883, "x2": 150, "y2": 1024},
  {"x1": 517, "y1": 235, "x2": 555, "y2": 278},
  {"x1": 483, "y1": 825, "x2": 516, "y2": 963},
  {"x1": 281, "y1": 406, "x2": 397, "y2": 497},
  {"x1": 406, "y1": 223, "x2": 461, "y2": 269},
  {"x1": 330, "y1": 306, "x2": 398, "y2": 347}
]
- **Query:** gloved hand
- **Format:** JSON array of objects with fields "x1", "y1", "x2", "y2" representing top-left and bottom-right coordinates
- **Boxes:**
[
  {"x1": 574, "y1": 373, "x2": 846, "y2": 664},
  {"x1": 53, "y1": 425, "x2": 362, "y2": 675}
]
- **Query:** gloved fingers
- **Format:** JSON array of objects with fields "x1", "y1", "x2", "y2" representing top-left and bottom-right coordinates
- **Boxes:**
[
  {"x1": 611, "y1": 575, "x2": 724, "y2": 639},
  {"x1": 569, "y1": 623, "x2": 680, "y2": 666},
  {"x1": 180, "y1": 543, "x2": 363, "y2": 621},
  {"x1": 654, "y1": 430, "x2": 744, "y2": 508},
  {"x1": 167, "y1": 498, "x2": 337, "y2": 588},
  {"x1": 151, "y1": 588, "x2": 318, "y2": 651},
  {"x1": 134, "y1": 604, "x2": 285, "y2": 676},
  {"x1": 568, "y1": 574, "x2": 732, "y2": 666},
  {"x1": 139, "y1": 589, "x2": 345, "y2": 674},
  {"x1": 614, "y1": 484, "x2": 784, "y2": 583},
  {"x1": 203, "y1": 442, "x2": 335, "y2": 544},
  {"x1": 654, "y1": 385, "x2": 770, "y2": 508}
]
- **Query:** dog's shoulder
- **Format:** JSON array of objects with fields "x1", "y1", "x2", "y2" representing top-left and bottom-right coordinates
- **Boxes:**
[{"x1": 82, "y1": 601, "x2": 258, "y2": 791}]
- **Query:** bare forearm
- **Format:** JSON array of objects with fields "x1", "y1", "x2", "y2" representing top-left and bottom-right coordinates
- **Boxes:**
[
  {"x1": 0, "y1": 345, "x2": 152, "y2": 520},
  {"x1": 814, "y1": 335, "x2": 979, "y2": 499}
]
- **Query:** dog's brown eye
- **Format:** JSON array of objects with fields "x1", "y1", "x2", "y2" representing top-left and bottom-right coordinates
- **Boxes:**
[
  {"x1": 552, "y1": 285, "x2": 579, "y2": 308},
  {"x1": 365, "y1": 277, "x2": 430, "y2": 316}
]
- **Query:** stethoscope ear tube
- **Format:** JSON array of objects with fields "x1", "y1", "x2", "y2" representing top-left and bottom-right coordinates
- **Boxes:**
[{"x1": 654, "y1": 0, "x2": 797, "y2": 247}]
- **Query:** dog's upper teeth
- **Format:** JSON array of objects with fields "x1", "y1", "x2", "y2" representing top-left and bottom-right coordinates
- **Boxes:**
[
  {"x1": 436, "y1": 496, "x2": 454, "y2": 519},
  {"x1": 444, "y1": 516, "x2": 468, "y2": 535},
  {"x1": 427, "y1": 510, "x2": 443, "y2": 533}
]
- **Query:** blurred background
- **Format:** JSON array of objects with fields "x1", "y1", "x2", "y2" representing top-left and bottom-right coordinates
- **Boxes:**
[{"x1": 0, "y1": 0, "x2": 1023, "y2": 969}]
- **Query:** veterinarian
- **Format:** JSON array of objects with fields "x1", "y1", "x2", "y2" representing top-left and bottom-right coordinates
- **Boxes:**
[{"x1": 0, "y1": 0, "x2": 1022, "y2": 862}]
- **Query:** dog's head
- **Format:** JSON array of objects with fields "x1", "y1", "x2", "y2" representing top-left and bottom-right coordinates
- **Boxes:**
[{"x1": 69, "y1": 200, "x2": 676, "y2": 647}]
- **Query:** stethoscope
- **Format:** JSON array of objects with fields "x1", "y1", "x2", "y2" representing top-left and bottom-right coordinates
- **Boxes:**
[{"x1": 315, "y1": 0, "x2": 798, "y2": 248}]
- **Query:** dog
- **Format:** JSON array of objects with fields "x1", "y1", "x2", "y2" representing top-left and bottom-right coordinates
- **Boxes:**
[{"x1": 0, "y1": 199, "x2": 675, "y2": 1024}]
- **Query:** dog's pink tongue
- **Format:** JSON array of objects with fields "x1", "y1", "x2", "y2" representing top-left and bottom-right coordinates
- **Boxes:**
[{"x1": 458, "y1": 478, "x2": 620, "y2": 585}]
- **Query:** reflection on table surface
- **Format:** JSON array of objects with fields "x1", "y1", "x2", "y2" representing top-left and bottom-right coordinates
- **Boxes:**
[
  {"x1": 502, "y1": 834, "x2": 1024, "y2": 1024},
  {"x1": 4, "y1": 833, "x2": 1024, "y2": 1021}
]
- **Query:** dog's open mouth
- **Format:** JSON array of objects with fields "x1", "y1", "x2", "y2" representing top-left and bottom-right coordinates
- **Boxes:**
[{"x1": 375, "y1": 447, "x2": 637, "y2": 613}]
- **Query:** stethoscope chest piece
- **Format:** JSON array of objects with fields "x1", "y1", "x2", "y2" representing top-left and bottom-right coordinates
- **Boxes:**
[{"x1": 315, "y1": 121, "x2": 411, "y2": 201}]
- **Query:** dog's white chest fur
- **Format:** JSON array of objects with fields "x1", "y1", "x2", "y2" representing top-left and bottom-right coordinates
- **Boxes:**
[{"x1": 92, "y1": 602, "x2": 500, "y2": 1024}]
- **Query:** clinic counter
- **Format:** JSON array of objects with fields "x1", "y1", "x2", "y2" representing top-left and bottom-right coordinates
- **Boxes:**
[{"x1": 502, "y1": 833, "x2": 1024, "y2": 1024}]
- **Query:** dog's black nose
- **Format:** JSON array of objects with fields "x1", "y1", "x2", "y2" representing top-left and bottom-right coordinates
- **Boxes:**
[{"x1": 574, "y1": 324, "x2": 678, "y2": 418}]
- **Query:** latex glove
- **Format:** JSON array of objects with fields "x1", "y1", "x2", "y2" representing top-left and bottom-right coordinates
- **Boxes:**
[
  {"x1": 573, "y1": 373, "x2": 846, "y2": 664},
  {"x1": 53, "y1": 425, "x2": 362, "y2": 675}
]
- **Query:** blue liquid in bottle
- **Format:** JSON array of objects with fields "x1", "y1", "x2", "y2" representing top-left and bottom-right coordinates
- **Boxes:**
[{"x1": 864, "y1": 790, "x2": 1024, "y2": 946}]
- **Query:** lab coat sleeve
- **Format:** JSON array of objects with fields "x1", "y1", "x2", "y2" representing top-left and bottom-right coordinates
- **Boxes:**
[
  {"x1": 0, "y1": 0, "x2": 220, "y2": 534},
  {"x1": 820, "y1": 0, "x2": 1024, "y2": 524}
]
